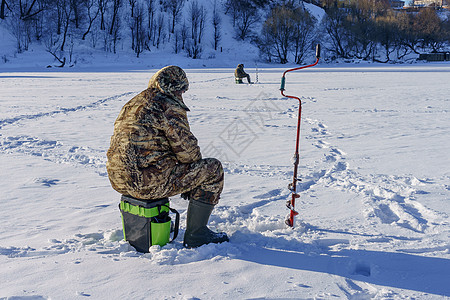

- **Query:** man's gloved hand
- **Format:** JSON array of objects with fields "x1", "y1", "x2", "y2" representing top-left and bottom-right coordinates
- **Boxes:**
[{"x1": 181, "y1": 191, "x2": 191, "y2": 200}]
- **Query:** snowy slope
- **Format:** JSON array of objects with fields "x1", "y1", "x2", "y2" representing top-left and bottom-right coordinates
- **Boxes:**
[{"x1": 1, "y1": 64, "x2": 449, "y2": 299}]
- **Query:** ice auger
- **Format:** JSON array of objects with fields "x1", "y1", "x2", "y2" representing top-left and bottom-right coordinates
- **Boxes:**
[{"x1": 280, "y1": 44, "x2": 321, "y2": 228}]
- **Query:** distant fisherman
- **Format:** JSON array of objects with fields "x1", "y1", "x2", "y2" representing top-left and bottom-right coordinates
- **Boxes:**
[
  {"x1": 234, "y1": 64, "x2": 253, "y2": 84},
  {"x1": 106, "y1": 65, "x2": 229, "y2": 248}
]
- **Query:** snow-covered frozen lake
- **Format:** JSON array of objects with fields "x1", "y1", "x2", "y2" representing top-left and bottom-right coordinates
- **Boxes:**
[{"x1": 1, "y1": 64, "x2": 449, "y2": 299}]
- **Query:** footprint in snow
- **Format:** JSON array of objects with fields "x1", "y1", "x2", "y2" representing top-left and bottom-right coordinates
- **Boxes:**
[
  {"x1": 34, "y1": 178, "x2": 60, "y2": 187},
  {"x1": 353, "y1": 262, "x2": 371, "y2": 277}
]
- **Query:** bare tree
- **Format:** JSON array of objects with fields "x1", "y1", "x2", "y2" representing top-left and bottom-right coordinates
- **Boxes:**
[
  {"x1": 261, "y1": 5, "x2": 292, "y2": 63},
  {"x1": 155, "y1": 12, "x2": 164, "y2": 48},
  {"x1": 413, "y1": 8, "x2": 443, "y2": 52},
  {"x1": 18, "y1": 0, "x2": 44, "y2": 21},
  {"x1": 32, "y1": 1, "x2": 45, "y2": 40},
  {"x1": 258, "y1": 2, "x2": 316, "y2": 64},
  {"x1": 292, "y1": 6, "x2": 316, "y2": 64},
  {"x1": 374, "y1": 11, "x2": 399, "y2": 62},
  {"x1": 129, "y1": 0, "x2": 136, "y2": 16},
  {"x1": 189, "y1": 1, "x2": 199, "y2": 41},
  {"x1": 109, "y1": 0, "x2": 121, "y2": 35},
  {"x1": 7, "y1": 0, "x2": 46, "y2": 50},
  {"x1": 320, "y1": 0, "x2": 338, "y2": 10},
  {"x1": 129, "y1": 0, "x2": 137, "y2": 49},
  {"x1": 212, "y1": 0, "x2": 221, "y2": 51},
  {"x1": 59, "y1": 0, "x2": 73, "y2": 51},
  {"x1": 0, "y1": 0, "x2": 5, "y2": 19},
  {"x1": 110, "y1": 10, "x2": 120, "y2": 52},
  {"x1": 82, "y1": 0, "x2": 100, "y2": 40},
  {"x1": 224, "y1": 0, "x2": 239, "y2": 26},
  {"x1": 443, "y1": 16, "x2": 450, "y2": 45},
  {"x1": 145, "y1": 0, "x2": 155, "y2": 48},
  {"x1": 129, "y1": 0, "x2": 145, "y2": 56},
  {"x1": 180, "y1": 20, "x2": 188, "y2": 50},
  {"x1": 197, "y1": 2, "x2": 205, "y2": 44},
  {"x1": 1, "y1": 0, "x2": 11, "y2": 19},
  {"x1": 43, "y1": 18, "x2": 66, "y2": 67},
  {"x1": 186, "y1": 0, "x2": 206, "y2": 58},
  {"x1": 323, "y1": 6, "x2": 350, "y2": 59},
  {"x1": 345, "y1": 0, "x2": 390, "y2": 60},
  {"x1": 98, "y1": 0, "x2": 107, "y2": 30},
  {"x1": 7, "y1": 14, "x2": 29, "y2": 52},
  {"x1": 235, "y1": 0, "x2": 258, "y2": 40},
  {"x1": 47, "y1": 49, "x2": 66, "y2": 66},
  {"x1": 395, "y1": 10, "x2": 421, "y2": 55},
  {"x1": 256, "y1": 28, "x2": 273, "y2": 62},
  {"x1": 173, "y1": 27, "x2": 180, "y2": 53},
  {"x1": 70, "y1": 0, "x2": 82, "y2": 28},
  {"x1": 133, "y1": 3, "x2": 145, "y2": 57},
  {"x1": 164, "y1": 0, "x2": 185, "y2": 34}
]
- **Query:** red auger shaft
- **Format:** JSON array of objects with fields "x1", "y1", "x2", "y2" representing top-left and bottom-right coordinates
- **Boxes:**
[{"x1": 280, "y1": 45, "x2": 320, "y2": 228}]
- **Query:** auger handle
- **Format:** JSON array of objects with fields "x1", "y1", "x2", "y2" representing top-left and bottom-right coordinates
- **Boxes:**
[
  {"x1": 280, "y1": 44, "x2": 321, "y2": 93},
  {"x1": 280, "y1": 76, "x2": 286, "y2": 91}
]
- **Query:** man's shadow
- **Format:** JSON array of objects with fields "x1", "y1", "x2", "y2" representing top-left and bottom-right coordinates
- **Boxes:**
[{"x1": 235, "y1": 231, "x2": 450, "y2": 297}]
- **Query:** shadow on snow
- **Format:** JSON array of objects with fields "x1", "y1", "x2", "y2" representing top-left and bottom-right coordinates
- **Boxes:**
[{"x1": 240, "y1": 244, "x2": 450, "y2": 297}]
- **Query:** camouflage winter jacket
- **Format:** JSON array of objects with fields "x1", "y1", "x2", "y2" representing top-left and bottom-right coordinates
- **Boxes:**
[
  {"x1": 106, "y1": 66, "x2": 201, "y2": 199},
  {"x1": 234, "y1": 64, "x2": 248, "y2": 78}
]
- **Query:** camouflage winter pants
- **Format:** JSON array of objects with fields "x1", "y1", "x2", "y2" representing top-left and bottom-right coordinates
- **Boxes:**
[
  {"x1": 142, "y1": 158, "x2": 224, "y2": 205},
  {"x1": 237, "y1": 74, "x2": 251, "y2": 84}
]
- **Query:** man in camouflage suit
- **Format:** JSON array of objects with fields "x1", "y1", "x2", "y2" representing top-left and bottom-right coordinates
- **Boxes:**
[
  {"x1": 107, "y1": 65, "x2": 228, "y2": 248},
  {"x1": 234, "y1": 63, "x2": 253, "y2": 84}
]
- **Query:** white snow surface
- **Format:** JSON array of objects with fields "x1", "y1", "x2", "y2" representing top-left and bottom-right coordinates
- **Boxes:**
[{"x1": 1, "y1": 62, "x2": 450, "y2": 300}]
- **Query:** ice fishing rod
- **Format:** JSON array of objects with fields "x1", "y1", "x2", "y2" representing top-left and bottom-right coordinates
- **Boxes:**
[
  {"x1": 255, "y1": 61, "x2": 259, "y2": 83},
  {"x1": 280, "y1": 44, "x2": 321, "y2": 228}
]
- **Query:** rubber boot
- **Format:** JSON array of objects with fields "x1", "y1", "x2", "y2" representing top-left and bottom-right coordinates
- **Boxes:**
[{"x1": 183, "y1": 200, "x2": 229, "y2": 248}]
